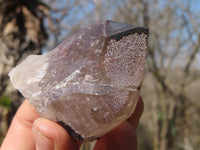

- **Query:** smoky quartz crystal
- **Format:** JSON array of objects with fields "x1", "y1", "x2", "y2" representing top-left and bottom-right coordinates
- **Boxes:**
[{"x1": 9, "y1": 20, "x2": 148, "y2": 141}]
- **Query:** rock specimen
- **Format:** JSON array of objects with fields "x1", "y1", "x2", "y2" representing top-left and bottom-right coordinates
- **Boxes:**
[{"x1": 9, "y1": 20, "x2": 148, "y2": 141}]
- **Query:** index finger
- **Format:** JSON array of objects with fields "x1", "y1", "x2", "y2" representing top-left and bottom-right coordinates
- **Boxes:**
[
  {"x1": 1, "y1": 100, "x2": 40, "y2": 150},
  {"x1": 127, "y1": 96, "x2": 144, "y2": 129}
]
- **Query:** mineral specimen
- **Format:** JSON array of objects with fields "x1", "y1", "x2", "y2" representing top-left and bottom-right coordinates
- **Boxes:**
[{"x1": 9, "y1": 20, "x2": 148, "y2": 141}]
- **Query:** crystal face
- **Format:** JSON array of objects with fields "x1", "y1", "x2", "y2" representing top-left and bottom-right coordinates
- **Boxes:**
[{"x1": 9, "y1": 20, "x2": 148, "y2": 141}]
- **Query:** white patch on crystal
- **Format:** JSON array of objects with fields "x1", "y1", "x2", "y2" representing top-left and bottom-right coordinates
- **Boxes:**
[
  {"x1": 65, "y1": 70, "x2": 80, "y2": 82},
  {"x1": 86, "y1": 97, "x2": 90, "y2": 101},
  {"x1": 93, "y1": 107, "x2": 98, "y2": 111},
  {"x1": 90, "y1": 42, "x2": 95, "y2": 47},
  {"x1": 27, "y1": 63, "x2": 49, "y2": 84},
  {"x1": 127, "y1": 102, "x2": 133, "y2": 107},
  {"x1": 32, "y1": 91, "x2": 42, "y2": 97},
  {"x1": 44, "y1": 98, "x2": 48, "y2": 106},
  {"x1": 103, "y1": 112, "x2": 109, "y2": 119},
  {"x1": 84, "y1": 74, "x2": 98, "y2": 82},
  {"x1": 96, "y1": 40, "x2": 99, "y2": 45},
  {"x1": 77, "y1": 34, "x2": 82, "y2": 39},
  {"x1": 55, "y1": 70, "x2": 80, "y2": 89},
  {"x1": 95, "y1": 49, "x2": 102, "y2": 54},
  {"x1": 85, "y1": 75, "x2": 92, "y2": 80}
]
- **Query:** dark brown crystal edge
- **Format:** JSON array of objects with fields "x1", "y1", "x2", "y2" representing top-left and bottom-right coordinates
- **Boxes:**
[
  {"x1": 57, "y1": 121, "x2": 84, "y2": 141},
  {"x1": 57, "y1": 121, "x2": 100, "y2": 141},
  {"x1": 109, "y1": 27, "x2": 149, "y2": 41}
]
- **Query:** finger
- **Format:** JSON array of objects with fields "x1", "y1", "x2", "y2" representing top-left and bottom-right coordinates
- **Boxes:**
[
  {"x1": 1, "y1": 100, "x2": 40, "y2": 150},
  {"x1": 94, "y1": 121, "x2": 137, "y2": 150},
  {"x1": 33, "y1": 118, "x2": 79, "y2": 150},
  {"x1": 127, "y1": 96, "x2": 144, "y2": 129}
]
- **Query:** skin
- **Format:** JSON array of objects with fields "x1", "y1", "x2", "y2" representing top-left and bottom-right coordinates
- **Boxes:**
[{"x1": 0, "y1": 96, "x2": 143, "y2": 150}]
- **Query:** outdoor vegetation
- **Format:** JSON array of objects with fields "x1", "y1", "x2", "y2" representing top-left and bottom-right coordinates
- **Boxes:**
[{"x1": 0, "y1": 0, "x2": 200, "y2": 150}]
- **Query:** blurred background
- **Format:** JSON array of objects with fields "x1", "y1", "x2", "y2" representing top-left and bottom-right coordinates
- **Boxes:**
[{"x1": 0, "y1": 0, "x2": 199, "y2": 149}]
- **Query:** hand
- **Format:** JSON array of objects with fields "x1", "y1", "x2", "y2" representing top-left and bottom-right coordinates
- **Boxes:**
[{"x1": 0, "y1": 97, "x2": 143, "y2": 150}]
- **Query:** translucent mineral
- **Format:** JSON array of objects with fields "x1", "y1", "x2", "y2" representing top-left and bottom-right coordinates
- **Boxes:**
[{"x1": 9, "y1": 20, "x2": 148, "y2": 141}]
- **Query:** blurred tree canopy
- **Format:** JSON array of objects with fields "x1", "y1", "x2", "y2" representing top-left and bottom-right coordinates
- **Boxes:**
[{"x1": 0, "y1": 0, "x2": 200, "y2": 149}]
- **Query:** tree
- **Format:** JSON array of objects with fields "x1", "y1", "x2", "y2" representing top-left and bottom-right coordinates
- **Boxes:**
[
  {"x1": 109, "y1": 0, "x2": 200, "y2": 149},
  {"x1": 0, "y1": 0, "x2": 48, "y2": 142}
]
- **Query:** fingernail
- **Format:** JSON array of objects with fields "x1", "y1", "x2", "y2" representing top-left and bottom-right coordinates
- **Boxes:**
[{"x1": 33, "y1": 127, "x2": 54, "y2": 150}]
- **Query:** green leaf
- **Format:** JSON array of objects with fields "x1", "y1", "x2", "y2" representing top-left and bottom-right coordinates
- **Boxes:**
[
  {"x1": 158, "y1": 112, "x2": 164, "y2": 121},
  {"x1": 0, "y1": 95, "x2": 11, "y2": 107},
  {"x1": 170, "y1": 121, "x2": 176, "y2": 137}
]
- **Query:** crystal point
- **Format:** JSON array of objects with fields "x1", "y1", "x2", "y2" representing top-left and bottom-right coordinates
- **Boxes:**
[{"x1": 9, "y1": 20, "x2": 148, "y2": 141}]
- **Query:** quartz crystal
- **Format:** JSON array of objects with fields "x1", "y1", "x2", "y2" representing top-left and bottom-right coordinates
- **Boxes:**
[{"x1": 9, "y1": 20, "x2": 148, "y2": 141}]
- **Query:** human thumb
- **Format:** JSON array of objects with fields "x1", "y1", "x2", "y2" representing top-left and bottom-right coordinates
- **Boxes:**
[{"x1": 32, "y1": 118, "x2": 79, "y2": 150}]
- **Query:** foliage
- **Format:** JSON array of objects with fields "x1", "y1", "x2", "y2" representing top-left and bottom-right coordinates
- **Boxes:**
[
  {"x1": 0, "y1": 96, "x2": 11, "y2": 108},
  {"x1": 0, "y1": 95, "x2": 11, "y2": 145}
]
